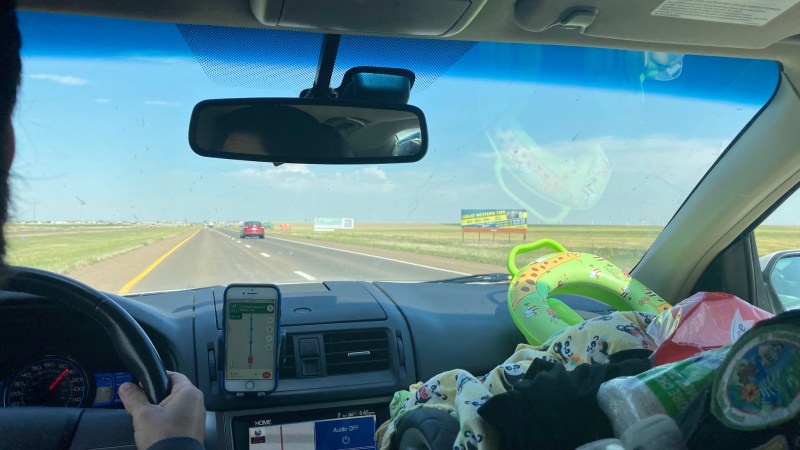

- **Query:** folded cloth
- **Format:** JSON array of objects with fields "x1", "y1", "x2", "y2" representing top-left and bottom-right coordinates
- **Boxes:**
[
  {"x1": 478, "y1": 350, "x2": 652, "y2": 450},
  {"x1": 376, "y1": 369, "x2": 500, "y2": 450},
  {"x1": 377, "y1": 311, "x2": 656, "y2": 450}
]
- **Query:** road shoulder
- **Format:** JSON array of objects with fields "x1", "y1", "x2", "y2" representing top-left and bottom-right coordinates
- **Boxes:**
[{"x1": 66, "y1": 229, "x2": 199, "y2": 293}]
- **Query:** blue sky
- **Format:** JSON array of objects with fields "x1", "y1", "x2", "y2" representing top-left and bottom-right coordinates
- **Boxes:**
[{"x1": 10, "y1": 12, "x2": 785, "y2": 226}]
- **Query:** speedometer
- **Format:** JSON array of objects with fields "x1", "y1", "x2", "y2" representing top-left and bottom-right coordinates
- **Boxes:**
[{"x1": 3, "y1": 356, "x2": 90, "y2": 407}]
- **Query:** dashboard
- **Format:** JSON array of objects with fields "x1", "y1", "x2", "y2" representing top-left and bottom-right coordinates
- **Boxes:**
[
  {"x1": 0, "y1": 281, "x2": 613, "y2": 449},
  {"x1": 0, "y1": 298, "x2": 137, "y2": 409}
]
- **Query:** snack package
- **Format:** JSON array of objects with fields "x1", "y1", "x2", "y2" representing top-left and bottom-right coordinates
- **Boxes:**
[
  {"x1": 678, "y1": 311, "x2": 800, "y2": 449},
  {"x1": 646, "y1": 292, "x2": 773, "y2": 366}
]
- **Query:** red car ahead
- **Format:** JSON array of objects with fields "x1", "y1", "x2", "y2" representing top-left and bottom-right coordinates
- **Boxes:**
[{"x1": 240, "y1": 221, "x2": 265, "y2": 239}]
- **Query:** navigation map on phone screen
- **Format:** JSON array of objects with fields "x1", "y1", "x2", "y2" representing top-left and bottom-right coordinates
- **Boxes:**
[{"x1": 226, "y1": 296, "x2": 278, "y2": 382}]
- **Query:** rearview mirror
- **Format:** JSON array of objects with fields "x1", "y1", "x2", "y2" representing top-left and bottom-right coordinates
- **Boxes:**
[{"x1": 189, "y1": 99, "x2": 428, "y2": 164}]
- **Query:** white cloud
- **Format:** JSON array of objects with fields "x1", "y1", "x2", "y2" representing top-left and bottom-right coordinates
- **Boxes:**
[
  {"x1": 490, "y1": 135, "x2": 730, "y2": 192},
  {"x1": 231, "y1": 164, "x2": 397, "y2": 195},
  {"x1": 508, "y1": 135, "x2": 729, "y2": 188},
  {"x1": 277, "y1": 164, "x2": 312, "y2": 175},
  {"x1": 144, "y1": 100, "x2": 182, "y2": 107},
  {"x1": 94, "y1": 98, "x2": 110, "y2": 104},
  {"x1": 238, "y1": 164, "x2": 312, "y2": 179},
  {"x1": 545, "y1": 135, "x2": 727, "y2": 158},
  {"x1": 483, "y1": 134, "x2": 733, "y2": 225},
  {"x1": 469, "y1": 152, "x2": 496, "y2": 160},
  {"x1": 27, "y1": 74, "x2": 88, "y2": 86},
  {"x1": 355, "y1": 166, "x2": 388, "y2": 181}
]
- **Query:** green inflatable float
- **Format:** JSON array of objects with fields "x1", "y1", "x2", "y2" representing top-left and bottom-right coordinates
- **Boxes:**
[{"x1": 507, "y1": 239, "x2": 671, "y2": 345}]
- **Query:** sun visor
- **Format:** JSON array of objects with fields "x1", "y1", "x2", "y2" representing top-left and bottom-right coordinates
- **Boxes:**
[
  {"x1": 515, "y1": 0, "x2": 800, "y2": 49},
  {"x1": 251, "y1": 0, "x2": 486, "y2": 37}
]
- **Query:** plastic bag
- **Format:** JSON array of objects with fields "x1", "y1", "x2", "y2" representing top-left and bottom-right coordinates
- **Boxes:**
[{"x1": 646, "y1": 291, "x2": 773, "y2": 366}]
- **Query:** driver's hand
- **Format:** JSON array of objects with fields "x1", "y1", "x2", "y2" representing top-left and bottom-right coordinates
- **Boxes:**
[{"x1": 119, "y1": 371, "x2": 206, "y2": 450}]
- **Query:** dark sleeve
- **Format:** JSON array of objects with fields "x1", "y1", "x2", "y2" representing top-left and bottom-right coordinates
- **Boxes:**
[
  {"x1": 478, "y1": 355, "x2": 652, "y2": 450},
  {"x1": 147, "y1": 437, "x2": 204, "y2": 450}
]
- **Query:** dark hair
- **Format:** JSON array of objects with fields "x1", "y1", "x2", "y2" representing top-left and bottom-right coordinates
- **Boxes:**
[
  {"x1": 1, "y1": 2, "x2": 21, "y2": 126},
  {"x1": 0, "y1": 1, "x2": 20, "y2": 280}
]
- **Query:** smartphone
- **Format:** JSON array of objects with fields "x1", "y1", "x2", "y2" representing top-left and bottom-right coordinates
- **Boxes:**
[{"x1": 223, "y1": 284, "x2": 281, "y2": 393}]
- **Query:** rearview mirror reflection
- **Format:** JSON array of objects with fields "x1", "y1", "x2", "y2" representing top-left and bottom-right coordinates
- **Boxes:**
[{"x1": 189, "y1": 99, "x2": 427, "y2": 164}]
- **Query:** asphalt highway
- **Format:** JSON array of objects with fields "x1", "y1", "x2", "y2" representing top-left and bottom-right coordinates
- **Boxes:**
[{"x1": 128, "y1": 228, "x2": 474, "y2": 293}]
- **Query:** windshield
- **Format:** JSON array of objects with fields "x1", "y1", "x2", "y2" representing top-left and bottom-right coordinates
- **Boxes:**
[{"x1": 8, "y1": 12, "x2": 779, "y2": 294}]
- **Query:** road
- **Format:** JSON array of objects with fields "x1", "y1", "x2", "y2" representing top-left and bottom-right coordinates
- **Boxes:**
[{"x1": 121, "y1": 228, "x2": 485, "y2": 293}]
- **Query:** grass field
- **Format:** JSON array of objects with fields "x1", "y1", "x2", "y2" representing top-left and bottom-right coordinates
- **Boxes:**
[
  {"x1": 4, "y1": 222, "x2": 798, "y2": 276},
  {"x1": 265, "y1": 224, "x2": 659, "y2": 270},
  {"x1": 5, "y1": 223, "x2": 197, "y2": 274},
  {"x1": 754, "y1": 226, "x2": 800, "y2": 256},
  {"x1": 265, "y1": 223, "x2": 800, "y2": 271}
]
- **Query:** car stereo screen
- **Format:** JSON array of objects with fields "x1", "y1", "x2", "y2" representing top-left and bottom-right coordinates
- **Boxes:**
[{"x1": 248, "y1": 415, "x2": 376, "y2": 450}]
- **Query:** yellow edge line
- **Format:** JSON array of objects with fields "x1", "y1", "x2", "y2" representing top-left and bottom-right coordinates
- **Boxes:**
[{"x1": 118, "y1": 229, "x2": 201, "y2": 295}]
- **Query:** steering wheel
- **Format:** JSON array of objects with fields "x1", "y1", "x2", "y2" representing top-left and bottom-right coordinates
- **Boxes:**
[{"x1": 0, "y1": 267, "x2": 170, "y2": 448}]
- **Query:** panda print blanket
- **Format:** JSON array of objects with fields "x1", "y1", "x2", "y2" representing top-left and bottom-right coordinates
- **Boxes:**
[{"x1": 375, "y1": 311, "x2": 656, "y2": 450}]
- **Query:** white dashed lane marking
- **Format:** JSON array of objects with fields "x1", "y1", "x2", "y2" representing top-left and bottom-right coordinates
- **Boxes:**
[
  {"x1": 260, "y1": 253, "x2": 271, "y2": 258},
  {"x1": 293, "y1": 271, "x2": 316, "y2": 281}
]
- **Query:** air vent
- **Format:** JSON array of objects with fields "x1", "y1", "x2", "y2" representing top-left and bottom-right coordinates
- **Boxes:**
[
  {"x1": 323, "y1": 329, "x2": 390, "y2": 375},
  {"x1": 282, "y1": 335, "x2": 297, "y2": 378}
]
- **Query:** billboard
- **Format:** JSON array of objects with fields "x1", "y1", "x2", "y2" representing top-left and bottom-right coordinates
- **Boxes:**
[
  {"x1": 461, "y1": 209, "x2": 527, "y2": 233},
  {"x1": 314, "y1": 218, "x2": 355, "y2": 232}
]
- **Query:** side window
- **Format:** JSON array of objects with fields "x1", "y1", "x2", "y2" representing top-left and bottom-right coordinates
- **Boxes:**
[{"x1": 755, "y1": 191, "x2": 800, "y2": 311}]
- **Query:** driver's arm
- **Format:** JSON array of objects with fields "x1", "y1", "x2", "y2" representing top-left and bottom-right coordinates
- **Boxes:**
[{"x1": 119, "y1": 371, "x2": 206, "y2": 450}]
